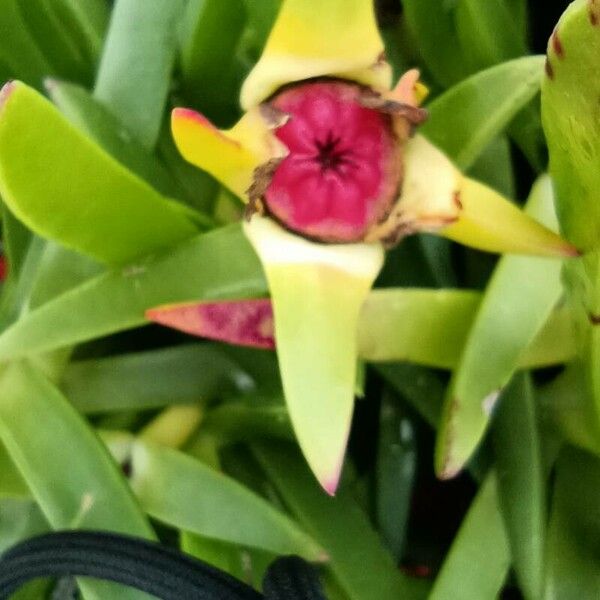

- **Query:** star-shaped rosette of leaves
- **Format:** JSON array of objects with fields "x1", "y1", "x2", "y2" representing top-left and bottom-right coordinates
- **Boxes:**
[{"x1": 151, "y1": 0, "x2": 576, "y2": 494}]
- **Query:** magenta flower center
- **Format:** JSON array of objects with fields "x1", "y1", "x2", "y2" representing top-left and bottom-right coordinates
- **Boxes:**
[{"x1": 263, "y1": 81, "x2": 402, "y2": 242}]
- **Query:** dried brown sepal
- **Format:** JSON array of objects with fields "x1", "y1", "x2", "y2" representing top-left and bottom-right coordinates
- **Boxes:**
[
  {"x1": 358, "y1": 92, "x2": 429, "y2": 124},
  {"x1": 364, "y1": 203, "x2": 458, "y2": 248},
  {"x1": 245, "y1": 157, "x2": 285, "y2": 220}
]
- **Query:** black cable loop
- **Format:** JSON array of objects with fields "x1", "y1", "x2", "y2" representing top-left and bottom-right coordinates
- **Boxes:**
[
  {"x1": 0, "y1": 531, "x2": 327, "y2": 600},
  {"x1": 2, "y1": 533, "x2": 252, "y2": 598}
]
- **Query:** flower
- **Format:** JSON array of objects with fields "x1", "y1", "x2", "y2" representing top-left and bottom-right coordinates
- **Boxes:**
[
  {"x1": 150, "y1": 0, "x2": 576, "y2": 494},
  {"x1": 256, "y1": 80, "x2": 406, "y2": 243}
]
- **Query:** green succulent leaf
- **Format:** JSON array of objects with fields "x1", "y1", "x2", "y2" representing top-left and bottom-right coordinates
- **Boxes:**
[
  {"x1": 454, "y1": 0, "x2": 527, "y2": 71},
  {"x1": 545, "y1": 447, "x2": 600, "y2": 598},
  {"x1": 179, "y1": 0, "x2": 247, "y2": 121},
  {"x1": 0, "y1": 362, "x2": 154, "y2": 534},
  {"x1": 253, "y1": 442, "x2": 430, "y2": 600},
  {"x1": 542, "y1": 0, "x2": 600, "y2": 249},
  {"x1": 0, "y1": 443, "x2": 28, "y2": 499},
  {"x1": 375, "y1": 392, "x2": 416, "y2": 561},
  {"x1": 16, "y1": 0, "x2": 91, "y2": 83},
  {"x1": 422, "y1": 56, "x2": 545, "y2": 170},
  {"x1": 0, "y1": 361, "x2": 154, "y2": 600},
  {"x1": 0, "y1": 82, "x2": 199, "y2": 265},
  {"x1": 542, "y1": 0, "x2": 600, "y2": 445},
  {"x1": 435, "y1": 176, "x2": 566, "y2": 478},
  {"x1": 429, "y1": 473, "x2": 510, "y2": 599},
  {"x1": 94, "y1": 0, "x2": 187, "y2": 150},
  {"x1": 402, "y1": 0, "x2": 474, "y2": 87},
  {"x1": 62, "y1": 344, "x2": 258, "y2": 414},
  {"x1": 0, "y1": 0, "x2": 53, "y2": 86},
  {"x1": 28, "y1": 242, "x2": 102, "y2": 309},
  {"x1": 0, "y1": 225, "x2": 266, "y2": 362},
  {"x1": 493, "y1": 374, "x2": 545, "y2": 600},
  {"x1": 47, "y1": 79, "x2": 184, "y2": 200},
  {"x1": 51, "y1": 0, "x2": 109, "y2": 63},
  {"x1": 130, "y1": 439, "x2": 324, "y2": 560}
]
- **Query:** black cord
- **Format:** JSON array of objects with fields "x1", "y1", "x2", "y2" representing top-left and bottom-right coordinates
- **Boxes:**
[
  {"x1": 0, "y1": 531, "x2": 325, "y2": 599},
  {"x1": 263, "y1": 557, "x2": 327, "y2": 600}
]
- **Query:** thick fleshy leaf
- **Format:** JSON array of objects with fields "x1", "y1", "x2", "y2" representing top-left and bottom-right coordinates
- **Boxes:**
[
  {"x1": 51, "y1": 0, "x2": 109, "y2": 63},
  {"x1": 0, "y1": 225, "x2": 267, "y2": 362},
  {"x1": 545, "y1": 447, "x2": 600, "y2": 598},
  {"x1": 0, "y1": 0, "x2": 53, "y2": 87},
  {"x1": 493, "y1": 374, "x2": 545, "y2": 600},
  {"x1": 429, "y1": 473, "x2": 510, "y2": 599},
  {"x1": 0, "y1": 443, "x2": 28, "y2": 498},
  {"x1": 539, "y1": 366, "x2": 600, "y2": 457},
  {"x1": 359, "y1": 289, "x2": 477, "y2": 367},
  {"x1": 391, "y1": 0, "x2": 473, "y2": 88},
  {"x1": 147, "y1": 292, "x2": 575, "y2": 370},
  {"x1": 63, "y1": 344, "x2": 257, "y2": 414},
  {"x1": 542, "y1": 0, "x2": 600, "y2": 249},
  {"x1": 202, "y1": 400, "x2": 292, "y2": 443},
  {"x1": 362, "y1": 289, "x2": 574, "y2": 368},
  {"x1": 0, "y1": 499, "x2": 47, "y2": 552},
  {"x1": 454, "y1": 0, "x2": 527, "y2": 72},
  {"x1": 28, "y1": 242, "x2": 102, "y2": 309},
  {"x1": 435, "y1": 176, "x2": 567, "y2": 478},
  {"x1": 439, "y1": 0, "x2": 546, "y2": 171},
  {"x1": 542, "y1": 0, "x2": 600, "y2": 436},
  {"x1": 179, "y1": 0, "x2": 246, "y2": 119},
  {"x1": 0, "y1": 362, "x2": 154, "y2": 535},
  {"x1": 376, "y1": 392, "x2": 416, "y2": 561},
  {"x1": 253, "y1": 442, "x2": 430, "y2": 600},
  {"x1": 240, "y1": 0, "x2": 390, "y2": 109},
  {"x1": 130, "y1": 439, "x2": 324, "y2": 560},
  {"x1": 0, "y1": 361, "x2": 154, "y2": 600},
  {"x1": 0, "y1": 236, "x2": 46, "y2": 330},
  {"x1": 244, "y1": 216, "x2": 383, "y2": 494},
  {"x1": 0, "y1": 82, "x2": 198, "y2": 265},
  {"x1": 46, "y1": 79, "x2": 184, "y2": 200},
  {"x1": 171, "y1": 107, "x2": 284, "y2": 201},
  {"x1": 16, "y1": 0, "x2": 91, "y2": 84},
  {"x1": 94, "y1": 0, "x2": 187, "y2": 149},
  {"x1": 421, "y1": 56, "x2": 545, "y2": 170}
]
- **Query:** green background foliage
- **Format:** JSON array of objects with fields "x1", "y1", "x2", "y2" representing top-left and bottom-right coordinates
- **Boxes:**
[{"x1": 0, "y1": 1, "x2": 597, "y2": 599}]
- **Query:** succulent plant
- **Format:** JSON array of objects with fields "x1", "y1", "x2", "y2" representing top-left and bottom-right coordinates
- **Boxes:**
[{"x1": 0, "y1": 1, "x2": 597, "y2": 598}]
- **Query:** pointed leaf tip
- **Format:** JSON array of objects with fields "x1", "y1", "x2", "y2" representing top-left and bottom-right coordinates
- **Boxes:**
[
  {"x1": 146, "y1": 299, "x2": 275, "y2": 349},
  {"x1": 440, "y1": 176, "x2": 579, "y2": 257},
  {"x1": 0, "y1": 80, "x2": 16, "y2": 108},
  {"x1": 398, "y1": 137, "x2": 578, "y2": 257},
  {"x1": 243, "y1": 216, "x2": 384, "y2": 493}
]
